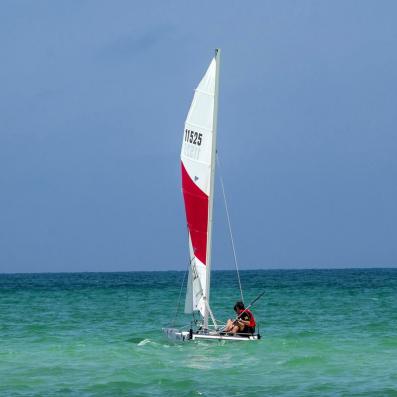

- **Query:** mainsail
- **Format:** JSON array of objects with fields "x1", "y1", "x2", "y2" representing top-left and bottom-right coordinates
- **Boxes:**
[{"x1": 181, "y1": 50, "x2": 220, "y2": 328}]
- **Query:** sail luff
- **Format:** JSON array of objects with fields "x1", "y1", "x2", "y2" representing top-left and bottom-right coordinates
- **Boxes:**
[{"x1": 204, "y1": 48, "x2": 221, "y2": 330}]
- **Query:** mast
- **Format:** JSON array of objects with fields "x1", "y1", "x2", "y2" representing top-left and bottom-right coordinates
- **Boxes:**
[{"x1": 204, "y1": 48, "x2": 221, "y2": 330}]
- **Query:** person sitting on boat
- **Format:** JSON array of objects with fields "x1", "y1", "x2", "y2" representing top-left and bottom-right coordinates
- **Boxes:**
[{"x1": 224, "y1": 301, "x2": 256, "y2": 335}]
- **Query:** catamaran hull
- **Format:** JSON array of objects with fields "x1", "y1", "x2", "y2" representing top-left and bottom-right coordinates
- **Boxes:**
[{"x1": 163, "y1": 328, "x2": 260, "y2": 342}]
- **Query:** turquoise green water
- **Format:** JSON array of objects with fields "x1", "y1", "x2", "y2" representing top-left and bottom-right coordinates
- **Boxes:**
[{"x1": 1, "y1": 269, "x2": 396, "y2": 396}]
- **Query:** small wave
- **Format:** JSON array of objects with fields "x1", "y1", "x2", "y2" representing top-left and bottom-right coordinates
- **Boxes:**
[
  {"x1": 136, "y1": 338, "x2": 171, "y2": 348},
  {"x1": 285, "y1": 355, "x2": 326, "y2": 366},
  {"x1": 127, "y1": 337, "x2": 146, "y2": 344},
  {"x1": 137, "y1": 338, "x2": 152, "y2": 346}
]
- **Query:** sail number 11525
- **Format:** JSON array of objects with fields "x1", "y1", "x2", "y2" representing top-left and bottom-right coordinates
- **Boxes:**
[{"x1": 184, "y1": 129, "x2": 203, "y2": 146}]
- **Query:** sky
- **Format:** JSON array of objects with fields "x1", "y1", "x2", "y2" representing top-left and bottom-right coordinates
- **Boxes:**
[{"x1": 0, "y1": 1, "x2": 396, "y2": 273}]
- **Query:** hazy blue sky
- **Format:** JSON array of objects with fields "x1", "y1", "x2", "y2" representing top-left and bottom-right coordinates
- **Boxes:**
[{"x1": 1, "y1": 1, "x2": 396, "y2": 272}]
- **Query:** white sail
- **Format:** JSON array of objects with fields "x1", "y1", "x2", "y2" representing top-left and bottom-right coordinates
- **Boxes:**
[{"x1": 181, "y1": 51, "x2": 219, "y2": 322}]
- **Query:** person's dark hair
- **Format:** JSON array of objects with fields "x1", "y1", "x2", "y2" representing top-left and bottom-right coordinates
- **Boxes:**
[{"x1": 234, "y1": 301, "x2": 245, "y2": 311}]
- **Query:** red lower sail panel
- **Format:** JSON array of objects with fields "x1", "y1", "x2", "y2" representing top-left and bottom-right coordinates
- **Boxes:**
[{"x1": 181, "y1": 162, "x2": 208, "y2": 265}]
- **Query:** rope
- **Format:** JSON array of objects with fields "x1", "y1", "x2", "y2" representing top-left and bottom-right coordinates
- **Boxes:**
[
  {"x1": 171, "y1": 263, "x2": 189, "y2": 327},
  {"x1": 216, "y1": 152, "x2": 244, "y2": 304}
]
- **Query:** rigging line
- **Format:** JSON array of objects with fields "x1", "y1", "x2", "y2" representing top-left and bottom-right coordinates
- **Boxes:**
[
  {"x1": 216, "y1": 151, "x2": 244, "y2": 304},
  {"x1": 171, "y1": 256, "x2": 189, "y2": 327}
]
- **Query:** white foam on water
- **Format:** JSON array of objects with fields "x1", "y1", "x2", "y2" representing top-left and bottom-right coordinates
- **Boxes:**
[{"x1": 137, "y1": 339, "x2": 151, "y2": 346}]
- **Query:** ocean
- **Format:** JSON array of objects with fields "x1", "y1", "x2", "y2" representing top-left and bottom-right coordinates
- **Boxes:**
[{"x1": 1, "y1": 269, "x2": 396, "y2": 396}]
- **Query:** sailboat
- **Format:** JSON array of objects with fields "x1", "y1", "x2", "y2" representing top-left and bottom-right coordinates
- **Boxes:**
[{"x1": 163, "y1": 49, "x2": 260, "y2": 341}]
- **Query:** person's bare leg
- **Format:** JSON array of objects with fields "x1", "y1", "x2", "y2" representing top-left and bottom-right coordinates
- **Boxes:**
[
  {"x1": 224, "y1": 319, "x2": 234, "y2": 332},
  {"x1": 231, "y1": 322, "x2": 244, "y2": 335}
]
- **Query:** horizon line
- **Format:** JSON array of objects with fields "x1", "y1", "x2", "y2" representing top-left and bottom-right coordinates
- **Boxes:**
[{"x1": 1, "y1": 266, "x2": 396, "y2": 275}]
